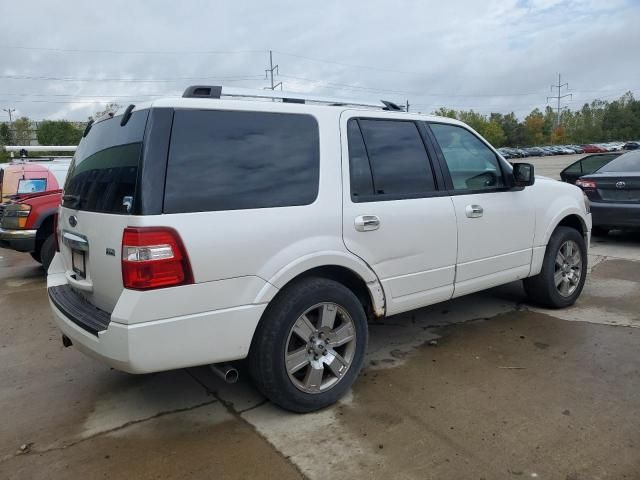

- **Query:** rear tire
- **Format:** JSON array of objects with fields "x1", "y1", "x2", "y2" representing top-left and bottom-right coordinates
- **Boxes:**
[
  {"x1": 40, "y1": 235, "x2": 56, "y2": 272},
  {"x1": 248, "y1": 277, "x2": 368, "y2": 413},
  {"x1": 524, "y1": 226, "x2": 587, "y2": 308}
]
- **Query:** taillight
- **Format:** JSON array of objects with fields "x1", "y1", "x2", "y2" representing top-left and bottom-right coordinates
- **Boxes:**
[
  {"x1": 576, "y1": 179, "x2": 597, "y2": 189},
  {"x1": 121, "y1": 227, "x2": 193, "y2": 290}
]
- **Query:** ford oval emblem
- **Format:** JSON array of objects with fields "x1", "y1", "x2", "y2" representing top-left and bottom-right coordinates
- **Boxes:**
[
  {"x1": 616, "y1": 181, "x2": 626, "y2": 189},
  {"x1": 68, "y1": 215, "x2": 78, "y2": 227}
]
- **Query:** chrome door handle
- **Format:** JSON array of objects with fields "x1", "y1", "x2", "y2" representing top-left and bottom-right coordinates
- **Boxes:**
[
  {"x1": 354, "y1": 215, "x2": 380, "y2": 232},
  {"x1": 465, "y1": 205, "x2": 483, "y2": 218}
]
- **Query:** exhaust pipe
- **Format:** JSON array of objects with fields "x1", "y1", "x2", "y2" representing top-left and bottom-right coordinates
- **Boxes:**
[
  {"x1": 62, "y1": 335, "x2": 73, "y2": 348},
  {"x1": 209, "y1": 363, "x2": 239, "y2": 384}
]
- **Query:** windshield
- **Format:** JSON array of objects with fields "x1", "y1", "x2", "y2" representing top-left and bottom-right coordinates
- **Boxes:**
[
  {"x1": 599, "y1": 151, "x2": 640, "y2": 173},
  {"x1": 17, "y1": 178, "x2": 47, "y2": 194},
  {"x1": 63, "y1": 109, "x2": 149, "y2": 213}
]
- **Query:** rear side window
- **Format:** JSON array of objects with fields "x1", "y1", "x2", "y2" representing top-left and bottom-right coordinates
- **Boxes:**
[
  {"x1": 348, "y1": 118, "x2": 436, "y2": 201},
  {"x1": 63, "y1": 110, "x2": 149, "y2": 213},
  {"x1": 164, "y1": 110, "x2": 319, "y2": 213}
]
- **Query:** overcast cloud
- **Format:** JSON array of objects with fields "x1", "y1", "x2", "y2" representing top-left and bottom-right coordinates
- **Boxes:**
[{"x1": 1, "y1": 0, "x2": 639, "y2": 121}]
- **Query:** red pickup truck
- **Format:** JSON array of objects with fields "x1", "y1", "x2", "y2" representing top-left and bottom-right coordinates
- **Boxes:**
[{"x1": 0, "y1": 190, "x2": 61, "y2": 270}]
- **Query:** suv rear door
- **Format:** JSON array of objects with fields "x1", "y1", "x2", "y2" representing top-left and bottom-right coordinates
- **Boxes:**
[
  {"x1": 426, "y1": 122, "x2": 535, "y2": 297},
  {"x1": 340, "y1": 113, "x2": 457, "y2": 316},
  {"x1": 57, "y1": 109, "x2": 149, "y2": 312}
]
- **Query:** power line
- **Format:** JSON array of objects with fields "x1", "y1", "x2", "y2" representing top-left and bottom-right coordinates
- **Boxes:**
[
  {"x1": 0, "y1": 73, "x2": 263, "y2": 83},
  {"x1": 547, "y1": 73, "x2": 572, "y2": 128},
  {"x1": 0, "y1": 45, "x2": 265, "y2": 55}
]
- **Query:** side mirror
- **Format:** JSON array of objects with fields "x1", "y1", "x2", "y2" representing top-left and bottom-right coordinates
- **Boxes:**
[{"x1": 512, "y1": 163, "x2": 535, "y2": 187}]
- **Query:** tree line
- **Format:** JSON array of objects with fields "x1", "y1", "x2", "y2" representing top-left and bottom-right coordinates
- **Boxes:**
[
  {"x1": 433, "y1": 91, "x2": 640, "y2": 147},
  {"x1": 2, "y1": 94, "x2": 639, "y2": 162},
  {"x1": 0, "y1": 104, "x2": 120, "y2": 162}
]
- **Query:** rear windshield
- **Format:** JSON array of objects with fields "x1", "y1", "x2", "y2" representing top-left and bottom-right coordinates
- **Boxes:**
[
  {"x1": 63, "y1": 110, "x2": 149, "y2": 213},
  {"x1": 599, "y1": 151, "x2": 640, "y2": 173}
]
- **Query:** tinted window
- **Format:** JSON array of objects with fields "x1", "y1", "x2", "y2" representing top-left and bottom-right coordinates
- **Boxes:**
[
  {"x1": 581, "y1": 154, "x2": 618, "y2": 174},
  {"x1": 563, "y1": 161, "x2": 581, "y2": 174},
  {"x1": 347, "y1": 120, "x2": 374, "y2": 199},
  {"x1": 357, "y1": 119, "x2": 435, "y2": 197},
  {"x1": 63, "y1": 110, "x2": 149, "y2": 213},
  {"x1": 429, "y1": 123, "x2": 504, "y2": 191},
  {"x1": 598, "y1": 151, "x2": 640, "y2": 173},
  {"x1": 164, "y1": 110, "x2": 319, "y2": 213}
]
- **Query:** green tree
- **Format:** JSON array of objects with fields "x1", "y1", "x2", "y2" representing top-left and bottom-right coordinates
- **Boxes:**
[
  {"x1": 12, "y1": 117, "x2": 32, "y2": 145},
  {"x1": 37, "y1": 120, "x2": 83, "y2": 146},
  {"x1": 524, "y1": 109, "x2": 545, "y2": 146}
]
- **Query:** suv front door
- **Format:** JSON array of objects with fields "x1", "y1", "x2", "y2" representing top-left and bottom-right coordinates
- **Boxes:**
[
  {"x1": 426, "y1": 122, "x2": 535, "y2": 298},
  {"x1": 341, "y1": 113, "x2": 457, "y2": 316}
]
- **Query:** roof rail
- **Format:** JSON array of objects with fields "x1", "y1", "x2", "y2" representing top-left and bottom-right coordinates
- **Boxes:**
[{"x1": 182, "y1": 85, "x2": 404, "y2": 111}]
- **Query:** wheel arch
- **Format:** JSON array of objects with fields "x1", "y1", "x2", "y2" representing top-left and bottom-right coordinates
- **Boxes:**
[{"x1": 254, "y1": 252, "x2": 386, "y2": 318}]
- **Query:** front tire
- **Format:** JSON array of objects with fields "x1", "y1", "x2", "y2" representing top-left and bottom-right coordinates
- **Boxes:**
[
  {"x1": 40, "y1": 235, "x2": 56, "y2": 272},
  {"x1": 248, "y1": 277, "x2": 368, "y2": 413},
  {"x1": 524, "y1": 226, "x2": 587, "y2": 308}
]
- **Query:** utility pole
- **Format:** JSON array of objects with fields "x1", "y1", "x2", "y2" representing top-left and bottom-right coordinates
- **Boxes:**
[
  {"x1": 405, "y1": 100, "x2": 410, "y2": 112},
  {"x1": 547, "y1": 73, "x2": 571, "y2": 129},
  {"x1": 3, "y1": 108, "x2": 15, "y2": 123},
  {"x1": 265, "y1": 50, "x2": 282, "y2": 90}
]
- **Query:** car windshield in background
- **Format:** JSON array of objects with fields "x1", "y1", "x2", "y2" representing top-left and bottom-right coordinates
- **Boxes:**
[
  {"x1": 598, "y1": 151, "x2": 640, "y2": 173},
  {"x1": 63, "y1": 109, "x2": 149, "y2": 213},
  {"x1": 17, "y1": 178, "x2": 47, "y2": 194}
]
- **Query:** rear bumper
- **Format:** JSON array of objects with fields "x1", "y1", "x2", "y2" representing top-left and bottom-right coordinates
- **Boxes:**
[
  {"x1": 0, "y1": 227, "x2": 36, "y2": 252},
  {"x1": 47, "y1": 254, "x2": 268, "y2": 374},
  {"x1": 49, "y1": 298, "x2": 266, "y2": 373},
  {"x1": 590, "y1": 202, "x2": 640, "y2": 228}
]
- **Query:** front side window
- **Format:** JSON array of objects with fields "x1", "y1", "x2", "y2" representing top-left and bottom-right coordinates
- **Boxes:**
[
  {"x1": 429, "y1": 123, "x2": 504, "y2": 191},
  {"x1": 348, "y1": 118, "x2": 436, "y2": 201},
  {"x1": 164, "y1": 110, "x2": 319, "y2": 213}
]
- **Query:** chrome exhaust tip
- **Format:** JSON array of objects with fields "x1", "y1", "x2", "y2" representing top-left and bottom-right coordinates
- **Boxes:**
[{"x1": 209, "y1": 363, "x2": 239, "y2": 384}]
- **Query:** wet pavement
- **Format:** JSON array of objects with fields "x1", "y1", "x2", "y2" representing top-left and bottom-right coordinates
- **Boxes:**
[{"x1": 1, "y1": 229, "x2": 639, "y2": 479}]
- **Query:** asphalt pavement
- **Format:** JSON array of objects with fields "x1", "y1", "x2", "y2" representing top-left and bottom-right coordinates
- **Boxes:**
[{"x1": 1, "y1": 155, "x2": 639, "y2": 479}]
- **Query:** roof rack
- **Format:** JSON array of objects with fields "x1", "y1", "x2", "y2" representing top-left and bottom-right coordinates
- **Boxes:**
[{"x1": 182, "y1": 85, "x2": 404, "y2": 111}]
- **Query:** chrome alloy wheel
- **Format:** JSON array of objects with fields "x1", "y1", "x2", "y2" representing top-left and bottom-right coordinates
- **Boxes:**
[
  {"x1": 285, "y1": 302, "x2": 357, "y2": 394},
  {"x1": 554, "y1": 240, "x2": 583, "y2": 297}
]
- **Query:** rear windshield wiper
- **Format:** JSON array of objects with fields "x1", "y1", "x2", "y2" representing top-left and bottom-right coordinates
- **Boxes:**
[{"x1": 63, "y1": 194, "x2": 81, "y2": 207}]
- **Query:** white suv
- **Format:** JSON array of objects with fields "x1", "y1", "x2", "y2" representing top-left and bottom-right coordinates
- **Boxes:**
[{"x1": 48, "y1": 86, "x2": 591, "y2": 412}]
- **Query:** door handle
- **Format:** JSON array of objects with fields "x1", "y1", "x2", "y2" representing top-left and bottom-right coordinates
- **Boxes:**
[
  {"x1": 465, "y1": 205, "x2": 483, "y2": 218},
  {"x1": 354, "y1": 215, "x2": 380, "y2": 232}
]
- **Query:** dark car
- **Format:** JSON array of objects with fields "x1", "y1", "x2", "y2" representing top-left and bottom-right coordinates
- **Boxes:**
[
  {"x1": 575, "y1": 150, "x2": 640, "y2": 235},
  {"x1": 623, "y1": 141, "x2": 640, "y2": 151},
  {"x1": 560, "y1": 153, "x2": 622, "y2": 184}
]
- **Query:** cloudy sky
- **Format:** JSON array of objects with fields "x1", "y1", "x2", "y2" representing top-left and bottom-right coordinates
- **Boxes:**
[{"x1": 1, "y1": 0, "x2": 639, "y2": 121}]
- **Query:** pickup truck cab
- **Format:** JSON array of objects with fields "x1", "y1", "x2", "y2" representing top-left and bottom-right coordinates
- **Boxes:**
[
  {"x1": 47, "y1": 86, "x2": 591, "y2": 412},
  {"x1": 0, "y1": 189, "x2": 62, "y2": 270}
]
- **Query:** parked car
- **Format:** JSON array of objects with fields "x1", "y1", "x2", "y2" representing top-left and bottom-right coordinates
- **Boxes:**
[
  {"x1": 526, "y1": 147, "x2": 547, "y2": 157},
  {"x1": 560, "y1": 153, "x2": 622, "y2": 184},
  {"x1": 0, "y1": 189, "x2": 61, "y2": 270},
  {"x1": 0, "y1": 158, "x2": 70, "y2": 203},
  {"x1": 581, "y1": 144, "x2": 607, "y2": 153},
  {"x1": 575, "y1": 150, "x2": 640, "y2": 235},
  {"x1": 623, "y1": 141, "x2": 640, "y2": 151},
  {"x1": 47, "y1": 86, "x2": 591, "y2": 413}
]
